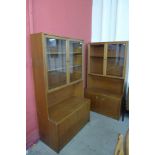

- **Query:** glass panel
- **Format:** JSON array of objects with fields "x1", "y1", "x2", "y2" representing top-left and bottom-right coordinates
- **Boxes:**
[
  {"x1": 90, "y1": 45, "x2": 104, "y2": 74},
  {"x1": 69, "y1": 41, "x2": 82, "y2": 82},
  {"x1": 106, "y1": 44, "x2": 125, "y2": 77},
  {"x1": 45, "y1": 37, "x2": 67, "y2": 90}
]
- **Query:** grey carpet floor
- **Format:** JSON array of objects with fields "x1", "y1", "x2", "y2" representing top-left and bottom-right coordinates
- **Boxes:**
[{"x1": 27, "y1": 112, "x2": 129, "y2": 155}]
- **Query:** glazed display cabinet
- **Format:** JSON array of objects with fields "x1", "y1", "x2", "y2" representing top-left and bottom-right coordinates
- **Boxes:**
[
  {"x1": 31, "y1": 33, "x2": 90, "y2": 152},
  {"x1": 88, "y1": 42, "x2": 128, "y2": 79},
  {"x1": 85, "y1": 41, "x2": 128, "y2": 119}
]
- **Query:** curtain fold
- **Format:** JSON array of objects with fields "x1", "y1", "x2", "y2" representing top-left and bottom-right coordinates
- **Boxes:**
[{"x1": 92, "y1": 0, "x2": 129, "y2": 42}]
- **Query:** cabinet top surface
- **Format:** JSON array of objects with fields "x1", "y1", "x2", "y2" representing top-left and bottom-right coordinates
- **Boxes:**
[
  {"x1": 89, "y1": 41, "x2": 129, "y2": 45},
  {"x1": 31, "y1": 32, "x2": 84, "y2": 42},
  {"x1": 48, "y1": 96, "x2": 90, "y2": 123}
]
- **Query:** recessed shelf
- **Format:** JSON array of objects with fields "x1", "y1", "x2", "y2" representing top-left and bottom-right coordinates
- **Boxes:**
[
  {"x1": 70, "y1": 65, "x2": 81, "y2": 68},
  {"x1": 107, "y1": 56, "x2": 124, "y2": 59},
  {"x1": 88, "y1": 73, "x2": 124, "y2": 79},
  {"x1": 90, "y1": 55, "x2": 104, "y2": 58},
  {"x1": 48, "y1": 65, "x2": 81, "y2": 72},
  {"x1": 48, "y1": 68, "x2": 66, "y2": 72},
  {"x1": 88, "y1": 73, "x2": 104, "y2": 77},
  {"x1": 47, "y1": 52, "x2": 66, "y2": 54},
  {"x1": 70, "y1": 52, "x2": 82, "y2": 54},
  {"x1": 47, "y1": 52, "x2": 82, "y2": 55}
]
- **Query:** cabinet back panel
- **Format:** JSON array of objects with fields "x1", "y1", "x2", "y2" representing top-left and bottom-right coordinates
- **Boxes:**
[
  {"x1": 90, "y1": 45, "x2": 104, "y2": 57},
  {"x1": 87, "y1": 75, "x2": 124, "y2": 95},
  {"x1": 47, "y1": 82, "x2": 83, "y2": 107},
  {"x1": 90, "y1": 57, "x2": 103, "y2": 74}
]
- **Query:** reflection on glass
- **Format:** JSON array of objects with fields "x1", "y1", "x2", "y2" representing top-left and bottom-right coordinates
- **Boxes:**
[
  {"x1": 46, "y1": 37, "x2": 67, "y2": 89},
  {"x1": 106, "y1": 44, "x2": 125, "y2": 77},
  {"x1": 69, "y1": 41, "x2": 82, "y2": 82}
]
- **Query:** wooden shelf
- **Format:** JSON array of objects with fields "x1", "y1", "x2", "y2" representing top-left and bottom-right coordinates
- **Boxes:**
[
  {"x1": 47, "y1": 79, "x2": 83, "y2": 93},
  {"x1": 88, "y1": 73, "x2": 124, "y2": 79},
  {"x1": 85, "y1": 87, "x2": 122, "y2": 99},
  {"x1": 48, "y1": 96, "x2": 88, "y2": 122},
  {"x1": 88, "y1": 73, "x2": 104, "y2": 77},
  {"x1": 107, "y1": 56, "x2": 124, "y2": 59},
  {"x1": 70, "y1": 65, "x2": 81, "y2": 68},
  {"x1": 48, "y1": 65, "x2": 81, "y2": 72},
  {"x1": 70, "y1": 52, "x2": 82, "y2": 54},
  {"x1": 48, "y1": 80, "x2": 67, "y2": 90},
  {"x1": 48, "y1": 68, "x2": 66, "y2": 72},
  {"x1": 90, "y1": 55, "x2": 104, "y2": 58},
  {"x1": 47, "y1": 52, "x2": 66, "y2": 55},
  {"x1": 47, "y1": 52, "x2": 82, "y2": 55}
]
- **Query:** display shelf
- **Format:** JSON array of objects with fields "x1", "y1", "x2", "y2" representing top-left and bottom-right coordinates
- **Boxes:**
[
  {"x1": 107, "y1": 56, "x2": 124, "y2": 58},
  {"x1": 88, "y1": 73, "x2": 124, "y2": 79},
  {"x1": 90, "y1": 55, "x2": 104, "y2": 58},
  {"x1": 70, "y1": 65, "x2": 81, "y2": 68},
  {"x1": 47, "y1": 52, "x2": 66, "y2": 55},
  {"x1": 48, "y1": 68, "x2": 66, "y2": 72},
  {"x1": 48, "y1": 65, "x2": 81, "y2": 72},
  {"x1": 70, "y1": 52, "x2": 82, "y2": 54}
]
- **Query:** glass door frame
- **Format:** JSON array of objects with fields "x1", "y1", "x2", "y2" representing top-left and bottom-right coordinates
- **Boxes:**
[
  {"x1": 43, "y1": 34, "x2": 68, "y2": 92},
  {"x1": 88, "y1": 43, "x2": 105, "y2": 76},
  {"x1": 43, "y1": 34, "x2": 84, "y2": 93},
  {"x1": 105, "y1": 42, "x2": 128, "y2": 79},
  {"x1": 68, "y1": 39, "x2": 84, "y2": 84}
]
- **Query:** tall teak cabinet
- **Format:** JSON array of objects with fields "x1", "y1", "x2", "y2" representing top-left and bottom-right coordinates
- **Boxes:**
[
  {"x1": 31, "y1": 33, "x2": 90, "y2": 152},
  {"x1": 85, "y1": 41, "x2": 128, "y2": 119}
]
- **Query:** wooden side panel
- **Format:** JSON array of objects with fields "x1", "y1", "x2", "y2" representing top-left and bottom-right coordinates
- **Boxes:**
[
  {"x1": 73, "y1": 81, "x2": 84, "y2": 97},
  {"x1": 87, "y1": 75, "x2": 124, "y2": 95},
  {"x1": 48, "y1": 122, "x2": 59, "y2": 152},
  {"x1": 31, "y1": 33, "x2": 50, "y2": 144},
  {"x1": 57, "y1": 101, "x2": 90, "y2": 150}
]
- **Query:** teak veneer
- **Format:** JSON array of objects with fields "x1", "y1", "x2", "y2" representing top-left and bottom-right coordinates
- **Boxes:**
[
  {"x1": 85, "y1": 42, "x2": 128, "y2": 119},
  {"x1": 31, "y1": 33, "x2": 90, "y2": 152}
]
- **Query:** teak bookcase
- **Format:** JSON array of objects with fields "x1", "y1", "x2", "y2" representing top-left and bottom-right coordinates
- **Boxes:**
[
  {"x1": 31, "y1": 33, "x2": 90, "y2": 152},
  {"x1": 85, "y1": 41, "x2": 128, "y2": 119}
]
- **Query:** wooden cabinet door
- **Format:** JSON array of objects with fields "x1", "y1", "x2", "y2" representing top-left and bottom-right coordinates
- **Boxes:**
[
  {"x1": 97, "y1": 95, "x2": 121, "y2": 119},
  {"x1": 89, "y1": 94, "x2": 121, "y2": 119}
]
